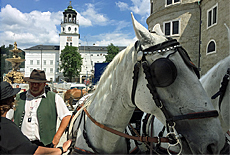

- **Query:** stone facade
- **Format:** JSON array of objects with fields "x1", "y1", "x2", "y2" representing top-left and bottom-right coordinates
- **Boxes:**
[
  {"x1": 200, "y1": 0, "x2": 230, "y2": 74},
  {"x1": 147, "y1": 0, "x2": 229, "y2": 75}
]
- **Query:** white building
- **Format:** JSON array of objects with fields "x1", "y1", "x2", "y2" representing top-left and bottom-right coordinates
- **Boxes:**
[
  {"x1": 59, "y1": 3, "x2": 80, "y2": 52},
  {"x1": 24, "y1": 45, "x2": 60, "y2": 82},
  {"x1": 24, "y1": 3, "x2": 125, "y2": 83}
]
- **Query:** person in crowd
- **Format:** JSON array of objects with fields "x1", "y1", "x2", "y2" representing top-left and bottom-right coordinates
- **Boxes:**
[
  {"x1": 0, "y1": 81, "x2": 71, "y2": 154},
  {"x1": 16, "y1": 85, "x2": 20, "y2": 88},
  {"x1": 45, "y1": 83, "x2": 51, "y2": 91},
  {"x1": 7, "y1": 69, "x2": 71, "y2": 148}
]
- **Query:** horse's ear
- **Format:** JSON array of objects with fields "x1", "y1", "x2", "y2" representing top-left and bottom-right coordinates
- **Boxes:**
[
  {"x1": 152, "y1": 24, "x2": 165, "y2": 37},
  {"x1": 131, "y1": 12, "x2": 155, "y2": 50}
]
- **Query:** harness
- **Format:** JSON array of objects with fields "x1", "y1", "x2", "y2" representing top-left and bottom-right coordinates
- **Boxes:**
[
  {"x1": 68, "y1": 39, "x2": 219, "y2": 154},
  {"x1": 131, "y1": 39, "x2": 219, "y2": 154},
  {"x1": 211, "y1": 68, "x2": 230, "y2": 110}
]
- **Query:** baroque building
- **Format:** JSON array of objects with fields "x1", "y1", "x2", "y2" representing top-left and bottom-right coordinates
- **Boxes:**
[
  {"x1": 147, "y1": 0, "x2": 229, "y2": 75},
  {"x1": 24, "y1": 2, "x2": 125, "y2": 82}
]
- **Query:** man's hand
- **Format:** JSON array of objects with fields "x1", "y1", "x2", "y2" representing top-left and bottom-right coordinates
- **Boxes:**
[
  {"x1": 52, "y1": 134, "x2": 61, "y2": 148},
  {"x1": 63, "y1": 139, "x2": 72, "y2": 152},
  {"x1": 52, "y1": 115, "x2": 71, "y2": 148}
]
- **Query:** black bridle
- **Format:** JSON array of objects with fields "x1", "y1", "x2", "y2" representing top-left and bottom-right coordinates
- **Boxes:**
[
  {"x1": 131, "y1": 39, "x2": 219, "y2": 146},
  {"x1": 211, "y1": 68, "x2": 230, "y2": 110}
]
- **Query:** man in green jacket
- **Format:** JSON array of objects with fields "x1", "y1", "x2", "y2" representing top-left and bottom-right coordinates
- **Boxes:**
[{"x1": 8, "y1": 69, "x2": 71, "y2": 148}]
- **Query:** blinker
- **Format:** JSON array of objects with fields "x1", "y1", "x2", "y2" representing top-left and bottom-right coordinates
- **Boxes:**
[{"x1": 150, "y1": 58, "x2": 177, "y2": 87}]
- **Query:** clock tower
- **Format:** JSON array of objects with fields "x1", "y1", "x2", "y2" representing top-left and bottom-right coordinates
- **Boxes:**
[{"x1": 59, "y1": 1, "x2": 80, "y2": 52}]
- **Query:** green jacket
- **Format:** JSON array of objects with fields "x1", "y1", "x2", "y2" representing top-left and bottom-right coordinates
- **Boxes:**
[{"x1": 14, "y1": 91, "x2": 57, "y2": 145}]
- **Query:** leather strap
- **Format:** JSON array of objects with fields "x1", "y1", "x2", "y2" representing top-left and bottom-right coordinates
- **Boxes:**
[
  {"x1": 143, "y1": 39, "x2": 179, "y2": 52},
  {"x1": 211, "y1": 68, "x2": 230, "y2": 110},
  {"x1": 83, "y1": 108, "x2": 169, "y2": 143},
  {"x1": 166, "y1": 110, "x2": 219, "y2": 123}
]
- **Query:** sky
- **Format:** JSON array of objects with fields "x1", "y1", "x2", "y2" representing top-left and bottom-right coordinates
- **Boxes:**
[{"x1": 0, "y1": 0, "x2": 150, "y2": 49}]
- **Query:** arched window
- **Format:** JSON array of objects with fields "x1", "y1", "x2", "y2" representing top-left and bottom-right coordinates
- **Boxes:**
[{"x1": 207, "y1": 40, "x2": 216, "y2": 54}]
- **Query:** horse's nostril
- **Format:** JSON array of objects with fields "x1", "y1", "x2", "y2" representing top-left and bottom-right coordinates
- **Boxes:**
[{"x1": 207, "y1": 143, "x2": 214, "y2": 154}]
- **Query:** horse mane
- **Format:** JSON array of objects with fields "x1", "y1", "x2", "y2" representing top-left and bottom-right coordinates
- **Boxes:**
[
  {"x1": 201, "y1": 56, "x2": 230, "y2": 87},
  {"x1": 94, "y1": 44, "x2": 134, "y2": 99},
  {"x1": 74, "y1": 43, "x2": 135, "y2": 117}
]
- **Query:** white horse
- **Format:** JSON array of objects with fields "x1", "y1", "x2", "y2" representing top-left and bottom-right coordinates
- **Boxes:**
[
  {"x1": 148, "y1": 56, "x2": 229, "y2": 154},
  {"x1": 148, "y1": 24, "x2": 230, "y2": 154},
  {"x1": 67, "y1": 13, "x2": 225, "y2": 154},
  {"x1": 201, "y1": 56, "x2": 230, "y2": 133}
]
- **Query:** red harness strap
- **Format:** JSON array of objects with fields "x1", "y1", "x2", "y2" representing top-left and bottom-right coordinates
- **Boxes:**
[
  {"x1": 74, "y1": 146, "x2": 140, "y2": 154},
  {"x1": 83, "y1": 108, "x2": 169, "y2": 143},
  {"x1": 74, "y1": 147, "x2": 95, "y2": 154}
]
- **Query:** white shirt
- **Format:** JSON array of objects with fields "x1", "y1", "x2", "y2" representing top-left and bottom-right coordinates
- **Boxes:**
[{"x1": 6, "y1": 90, "x2": 71, "y2": 141}]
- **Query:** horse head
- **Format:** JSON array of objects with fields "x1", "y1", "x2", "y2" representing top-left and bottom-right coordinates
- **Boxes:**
[{"x1": 131, "y1": 13, "x2": 225, "y2": 154}]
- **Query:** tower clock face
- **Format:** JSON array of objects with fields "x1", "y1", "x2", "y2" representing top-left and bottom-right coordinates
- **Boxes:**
[{"x1": 68, "y1": 27, "x2": 71, "y2": 31}]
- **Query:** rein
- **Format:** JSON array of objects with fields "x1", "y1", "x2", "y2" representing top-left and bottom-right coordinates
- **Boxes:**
[{"x1": 83, "y1": 108, "x2": 169, "y2": 143}]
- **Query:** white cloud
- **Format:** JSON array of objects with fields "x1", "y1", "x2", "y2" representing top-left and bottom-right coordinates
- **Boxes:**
[
  {"x1": 0, "y1": 3, "x2": 112, "y2": 49},
  {"x1": 95, "y1": 35, "x2": 136, "y2": 47},
  {"x1": 80, "y1": 31, "x2": 136, "y2": 47},
  {"x1": 81, "y1": 3, "x2": 108, "y2": 26},
  {"x1": 0, "y1": 4, "x2": 62, "y2": 49},
  {"x1": 77, "y1": 13, "x2": 92, "y2": 27},
  {"x1": 116, "y1": 0, "x2": 149, "y2": 21},
  {"x1": 0, "y1": 2, "x2": 141, "y2": 49},
  {"x1": 115, "y1": 2, "x2": 129, "y2": 11}
]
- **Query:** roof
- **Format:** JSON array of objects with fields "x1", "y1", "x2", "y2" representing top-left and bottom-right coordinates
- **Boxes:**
[
  {"x1": 64, "y1": 3, "x2": 77, "y2": 14},
  {"x1": 78, "y1": 46, "x2": 126, "y2": 51},
  {"x1": 24, "y1": 45, "x2": 60, "y2": 50},
  {"x1": 24, "y1": 45, "x2": 126, "y2": 51}
]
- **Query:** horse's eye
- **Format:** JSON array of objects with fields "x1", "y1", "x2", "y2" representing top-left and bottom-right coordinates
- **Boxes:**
[{"x1": 150, "y1": 58, "x2": 177, "y2": 87}]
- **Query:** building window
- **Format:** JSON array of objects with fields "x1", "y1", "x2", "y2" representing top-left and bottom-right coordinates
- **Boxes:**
[
  {"x1": 30, "y1": 68, "x2": 33, "y2": 72},
  {"x1": 50, "y1": 68, "x2": 53, "y2": 73},
  {"x1": 207, "y1": 40, "x2": 216, "y2": 54},
  {"x1": 50, "y1": 60, "x2": 53, "y2": 65},
  {"x1": 44, "y1": 60, "x2": 46, "y2": 65},
  {"x1": 164, "y1": 19, "x2": 180, "y2": 36},
  {"x1": 30, "y1": 60, "x2": 33, "y2": 65},
  {"x1": 207, "y1": 4, "x2": 218, "y2": 28},
  {"x1": 70, "y1": 42, "x2": 72, "y2": 46},
  {"x1": 166, "y1": 0, "x2": 180, "y2": 6},
  {"x1": 44, "y1": 68, "x2": 46, "y2": 72},
  {"x1": 37, "y1": 60, "x2": 40, "y2": 65},
  {"x1": 66, "y1": 42, "x2": 68, "y2": 46}
]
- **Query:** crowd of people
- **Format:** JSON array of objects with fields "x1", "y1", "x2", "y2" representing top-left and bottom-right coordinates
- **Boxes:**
[{"x1": 0, "y1": 69, "x2": 72, "y2": 154}]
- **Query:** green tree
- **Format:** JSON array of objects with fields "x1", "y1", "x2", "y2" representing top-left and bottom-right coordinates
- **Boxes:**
[
  {"x1": 60, "y1": 45, "x2": 82, "y2": 82},
  {"x1": 104, "y1": 43, "x2": 120, "y2": 63}
]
